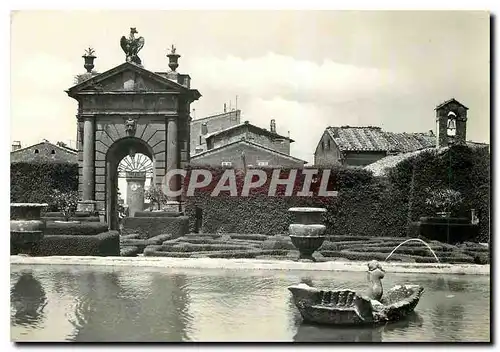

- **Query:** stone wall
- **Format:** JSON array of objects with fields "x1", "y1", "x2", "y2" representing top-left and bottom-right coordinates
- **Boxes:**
[{"x1": 314, "y1": 131, "x2": 341, "y2": 166}]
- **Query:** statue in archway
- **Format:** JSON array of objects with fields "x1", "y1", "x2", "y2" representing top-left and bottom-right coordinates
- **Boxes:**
[{"x1": 120, "y1": 28, "x2": 145, "y2": 65}]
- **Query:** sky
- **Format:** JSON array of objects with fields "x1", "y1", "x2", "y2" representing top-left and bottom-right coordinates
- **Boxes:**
[{"x1": 10, "y1": 10, "x2": 490, "y2": 163}]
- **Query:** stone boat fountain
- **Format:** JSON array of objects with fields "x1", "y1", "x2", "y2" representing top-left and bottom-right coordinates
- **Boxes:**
[
  {"x1": 288, "y1": 260, "x2": 424, "y2": 325},
  {"x1": 288, "y1": 207, "x2": 326, "y2": 261},
  {"x1": 11, "y1": 203, "x2": 47, "y2": 255}
]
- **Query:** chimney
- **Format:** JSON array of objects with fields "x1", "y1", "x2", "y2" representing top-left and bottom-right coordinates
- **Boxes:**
[
  {"x1": 429, "y1": 130, "x2": 434, "y2": 136},
  {"x1": 201, "y1": 122, "x2": 208, "y2": 135},
  {"x1": 224, "y1": 103, "x2": 227, "y2": 113},
  {"x1": 11, "y1": 141, "x2": 21, "y2": 152},
  {"x1": 270, "y1": 119, "x2": 276, "y2": 134}
]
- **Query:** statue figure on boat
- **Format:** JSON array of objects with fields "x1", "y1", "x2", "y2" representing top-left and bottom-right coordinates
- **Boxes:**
[{"x1": 288, "y1": 260, "x2": 424, "y2": 325}]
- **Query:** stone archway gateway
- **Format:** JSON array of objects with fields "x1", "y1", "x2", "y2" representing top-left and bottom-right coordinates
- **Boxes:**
[{"x1": 66, "y1": 28, "x2": 201, "y2": 229}]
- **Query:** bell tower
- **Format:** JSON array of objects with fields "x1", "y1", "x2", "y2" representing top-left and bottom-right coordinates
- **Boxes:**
[{"x1": 435, "y1": 98, "x2": 468, "y2": 147}]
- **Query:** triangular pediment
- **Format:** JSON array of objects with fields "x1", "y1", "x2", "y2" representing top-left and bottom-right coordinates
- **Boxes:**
[{"x1": 67, "y1": 62, "x2": 189, "y2": 96}]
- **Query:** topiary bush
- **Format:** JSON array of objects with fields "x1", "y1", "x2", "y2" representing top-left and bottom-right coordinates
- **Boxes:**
[
  {"x1": 44, "y1": 221, "x2": 109, "y2": 236},
  {"x1": 10, "y1": 162, "x2": 78, "y2": 211},
  {"x1": 183, "y1": 165, "x2": 381, "y2": 237},
  {"x1": 386, "y1": 145, "x2": 490, "y2": 241},
  {"x1": 33, "y1": 231, "x2": 120, "y2": 256},
  {"x1": 182, "y1": 146, "x2": 489, "y2": 242}
]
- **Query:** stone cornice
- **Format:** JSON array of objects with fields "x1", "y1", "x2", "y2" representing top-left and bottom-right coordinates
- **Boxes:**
[
  {"x1": 73, "y1": 91, "x2": 182, "y2": 95},
  {"x1": 78, "y1": 111, "x2": 179, "y2": 116}
]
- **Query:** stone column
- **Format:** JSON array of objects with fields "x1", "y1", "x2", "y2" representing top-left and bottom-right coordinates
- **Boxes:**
[
  {"x1": 166, "y1": 116, "x2": 179, "y2": 200},
  {"x1": 80, "y1": 115, "x2": 96, "y2": 212},
  {"x1": 126, "y1": 171, "x2": 146, "y2": 217},
  {"x1": 82, "y1": 116, "x2": 95, "y2": 199}
]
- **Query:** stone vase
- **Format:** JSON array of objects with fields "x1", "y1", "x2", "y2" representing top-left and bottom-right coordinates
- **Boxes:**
[
  {"x1": 288, "y1": 207, "x2": 326, "y2": 262},
  {"x1": 10, "y1": 203, "x2": 47, "y2": 255}
]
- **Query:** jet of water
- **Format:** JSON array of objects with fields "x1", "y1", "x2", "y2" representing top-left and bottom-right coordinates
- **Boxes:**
[{"x1": 384, "y1": 238, "x2": 440, "y2": 263}]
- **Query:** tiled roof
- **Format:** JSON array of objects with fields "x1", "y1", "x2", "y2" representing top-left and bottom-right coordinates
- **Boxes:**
[
  {"x1": 326, "y1": 126, "x2": 436, "y2": 153},
  {"x1": 365, "y1": 141, "x2": 489, "y2": 176},
  {"x1": 205, "y1": 121, "x2": 294, "y2": 142},
  {"x1": 364, "y1": 148, "x2": 439, "y2": 176},
  {"x1": 435, "y1": 98, "x2": 468, "y2": 110},
  {"x1": 191, "y1": 138, "x2": 307, "y2": 163},
  {"x1": 11, "y1": 141, "x2": 77, "y2": 155}
]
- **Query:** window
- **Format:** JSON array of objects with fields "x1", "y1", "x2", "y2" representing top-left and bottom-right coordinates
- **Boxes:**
[
  {"x1": 257, "y1": 160, "x2": 269, "y2": 166},
  {"x1": 327, "y1": 140, "x2": 331, "y2": 149},
  {"x1": 221, "y1": 161, "x2": 232, "y2": 167},
  {"x1": 34, "y1": 149, "x2": 39, "y2": 154},
  {"x1": 51, "y1": 150, "x2": 55, "y2": 154},
  {"x1": 199, "y1": 136, "x2": 202, "y2": 145},
  {"x1": 321, "y1": 142, "x2": 325, "y2": 151}
]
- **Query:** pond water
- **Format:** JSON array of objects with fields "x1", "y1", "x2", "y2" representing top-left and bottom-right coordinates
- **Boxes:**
[{"x1": 11, "y1": 264, "x2": 490, "y2": 342}]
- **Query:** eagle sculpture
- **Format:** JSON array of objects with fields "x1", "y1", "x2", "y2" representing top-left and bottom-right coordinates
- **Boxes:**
[{"x1": 120, "y1": 28, "x2": 145, "y2": 65}]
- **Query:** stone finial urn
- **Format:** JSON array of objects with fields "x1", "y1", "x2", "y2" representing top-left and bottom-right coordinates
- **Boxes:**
[
  {"x1": 288, "y1": 207, "x2": 326, "y2": 261},
  {"x1": 10, "y1": 203, "x2": 47, "y2": 255}
]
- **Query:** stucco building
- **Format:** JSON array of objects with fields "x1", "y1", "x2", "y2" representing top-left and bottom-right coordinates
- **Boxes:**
[
  {"x1": 190, "y1": 119, "x2": 307, "y2": 168},
  {"x1": 10, "y1": 140, "x2": 78, "y2": 163},
  {"x1": 314, "y1": 98, "x2": 480, "y2": 167},
  {"x1": 190, "y1": 109, "x2": 241, "y2": 155}
]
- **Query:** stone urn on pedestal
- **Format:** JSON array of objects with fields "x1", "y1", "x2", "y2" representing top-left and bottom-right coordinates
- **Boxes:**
[
  {"x1": 288, "y1": 207, "x2": 327, "y2": 262},
  {"x1": 10, "y1": 203, "x2": 47, "y2": 255}
]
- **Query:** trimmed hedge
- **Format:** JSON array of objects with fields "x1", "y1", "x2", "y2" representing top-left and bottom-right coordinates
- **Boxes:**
[
  {"x1": 44, "y1": 221, "x2": 109, "y2": 236},
  {"x1": 123, "y1": 216, "x2": 189, "y2": 239},
  {"x1": 11, "y1": 162, "x2": 78, "y2": 210},
  {"x1": 32, "y1": 231, "x2": 120, "y2": 256},
  {"x1": 42, "y1": 212, "x2": 99, "y2": 222},
  {"x1": 184, "y1": 165, "x2": 377, "y2": 237},
  {"x1": 386, "y1": 145, "x2": 490, "y2": 242},
  {"x1": 134, "y1": 211, "x2": 183, "y2": 218},
  {"x1": 138, "y1": 232, "x2": 488, "y2": 264},
  {"x1": 183, "y1": 145, "x2": 490, "y2": 242},
  {"x1": 120, "y1": 233, "x2": 174, "y2": 253}
]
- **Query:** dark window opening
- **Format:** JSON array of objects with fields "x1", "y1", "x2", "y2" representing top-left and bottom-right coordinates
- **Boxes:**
[
  {"x1": 51, "y1": 150, "x2": 55, "y2": 154},
  {"x1": 34, "y1": 149, "x2": 39, "y2": 154},
  {"x1": 321, "y1": 142, "x2": 325, "y2": 151}
]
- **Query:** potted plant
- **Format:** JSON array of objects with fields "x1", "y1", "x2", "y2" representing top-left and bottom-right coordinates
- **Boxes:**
[
  {"x1": 51, "y1": 189, "x2": 80, "y2": 223},
  {"x1": 425, "y1": 188, "x2": 463, "y2": 218},
  {"x1": 410, "y1": 188, "x2": 478, "y2": 244},
  {"x1": 144, "y1": 185, "x2": 167, "y2": 211}
]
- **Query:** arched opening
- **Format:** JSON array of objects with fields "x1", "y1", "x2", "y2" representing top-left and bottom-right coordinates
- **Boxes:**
[
  {"x1": 447, "y1": 111, "x2": 457, "y2": 137},
  {"x1": 117, "y1": 153, "x2": 154, "y2": 216},
  {"x1": 105, "y1": 137, "x2": 155, "y2": 230}
]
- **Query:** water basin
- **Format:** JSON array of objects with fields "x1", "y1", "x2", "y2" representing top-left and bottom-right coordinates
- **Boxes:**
[{"x1": 10, "y1": 264, "x2": 490, "y2": 342}]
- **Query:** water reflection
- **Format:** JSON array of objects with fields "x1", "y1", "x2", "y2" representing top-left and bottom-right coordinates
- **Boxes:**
[
  {"x1": 10, "y1": 265, "x2": 490, "y2": 342},
  {"x1": 293, "y1": 313, "x2": 424, "y2": 342},
  {"x1": 11, "y1": 272, "x2": 47, "y2": 328},
  {"x1": 70, "y1": 271, "x2": 191, "y2": 342}
]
